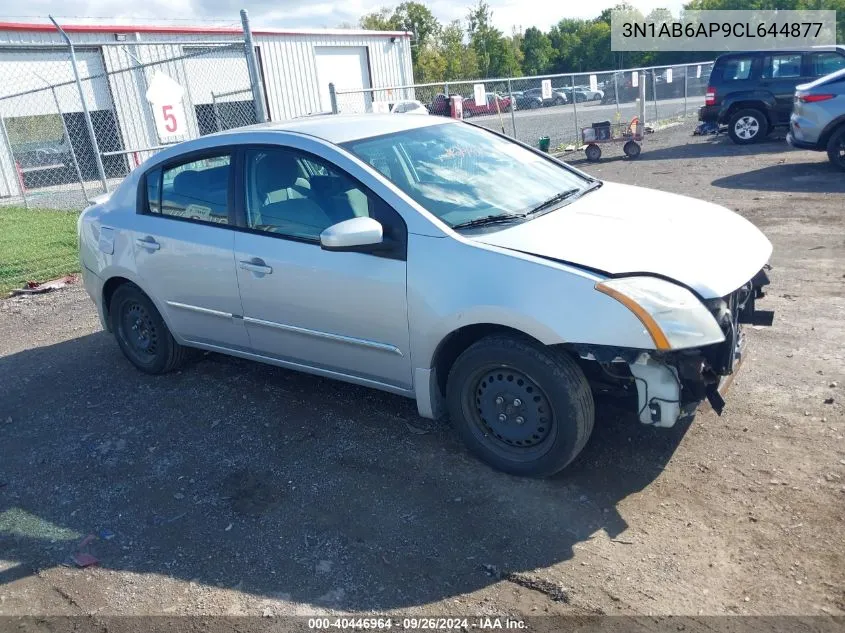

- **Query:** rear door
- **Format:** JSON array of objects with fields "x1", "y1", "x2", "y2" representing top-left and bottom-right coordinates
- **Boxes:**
[
  {"x1": 760, "y1": 52, "x2": 811, "y2": 124},
  {"x1": 132, "y1": 151, "x2": 249, "y2": 350}
]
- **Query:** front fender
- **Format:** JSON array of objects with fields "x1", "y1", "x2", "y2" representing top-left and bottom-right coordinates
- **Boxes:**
[{"x1": 407, "y1": 235, "x2": 656, "y2": 370}]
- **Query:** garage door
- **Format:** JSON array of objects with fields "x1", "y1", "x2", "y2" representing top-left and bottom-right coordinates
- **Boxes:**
[{"x1": 314, "y1": 47, "x2": 372, "y2": 113}]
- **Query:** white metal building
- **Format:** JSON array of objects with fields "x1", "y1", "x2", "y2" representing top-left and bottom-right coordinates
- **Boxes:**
[{"x1": 0, "y1": 21, "x2": 414, "y2": 201}]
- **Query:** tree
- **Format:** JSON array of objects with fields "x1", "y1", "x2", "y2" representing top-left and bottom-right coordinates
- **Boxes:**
[
  {"x1": 441, "y1": 20, "x2": 480, "y2": 81},
  {"x1": 415, "y1": 43, "x2": 447, "y2": 82},
  {"x1": 521, "y1": 26, "x2": 553, "y2": 76},
  {"x1": 467, "y1": 0, "x2": 516, "y2": 77},
  {"x1": 394, "y1": 1, "x2": 441, "y2": 52},
  {"x1": 359, "y1": 8, "x2": 399, "y2": 31}
]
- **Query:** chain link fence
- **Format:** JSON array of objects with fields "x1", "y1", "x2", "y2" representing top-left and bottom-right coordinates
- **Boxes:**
[
  {"x1": 332, "y1": 61, "x2": 715, "y2": 152},
  {"x1": 0, "y1": 18, "x2": 264, "y2": 293}
]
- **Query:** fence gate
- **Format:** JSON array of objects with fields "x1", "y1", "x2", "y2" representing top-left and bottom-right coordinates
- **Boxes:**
[{"x1": 0, "y1": 39, "x2": 261, "y2": 210}]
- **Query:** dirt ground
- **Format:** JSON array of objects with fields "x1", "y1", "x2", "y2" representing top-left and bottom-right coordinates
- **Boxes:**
[{"x1": 1, "y1": 122, "x2": 844, "y2": 620}]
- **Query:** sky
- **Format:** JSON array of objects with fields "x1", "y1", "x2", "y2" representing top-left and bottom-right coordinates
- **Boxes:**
[{"x1": 0, "y1": 0, "x2": 687, "y2": 33}]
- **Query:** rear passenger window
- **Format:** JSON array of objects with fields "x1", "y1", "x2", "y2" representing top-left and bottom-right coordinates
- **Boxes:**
[
  {"x1": 720, "y1": 57, "x2": 753, "y2": 81},
  {"x1": 145, "y1": 154, "x2": 231, "y2": 225},
  {"x1": 762, "y1": 54, "x2": 802, "y2": 79},
  {"x1": 808, "y1": 52, "x2": 845, "y2": 77}
]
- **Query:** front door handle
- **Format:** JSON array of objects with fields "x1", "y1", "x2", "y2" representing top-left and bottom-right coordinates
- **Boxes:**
[
  {"x1": 239, "y1": 259, "x2": 273, "y2": 275},
  {"x1": 135, "y1": 236, "x2": 160, "y2": 251}
]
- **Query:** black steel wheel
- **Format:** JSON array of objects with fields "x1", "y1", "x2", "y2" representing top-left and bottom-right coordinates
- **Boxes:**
[
  {"x1": 585, "y1": 143, "x2": 602, "y2": 162},
  {"x1": 110, "y1": 283, "x2": 190, "y2": 374},
  {"x1": 826, "y1": 125, "x2": 845, "y2": 171},
  {"x1": 446, "y1": 336, "x2": 594, "y2": 477},
  {"x1": 623, "y1": 140, "x2": 641, "y2": 158}
]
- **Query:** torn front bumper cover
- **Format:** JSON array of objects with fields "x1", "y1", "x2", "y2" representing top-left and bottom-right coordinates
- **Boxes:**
[{"x1": 631, "y1": 267, "x2": 774, "y2": 428}]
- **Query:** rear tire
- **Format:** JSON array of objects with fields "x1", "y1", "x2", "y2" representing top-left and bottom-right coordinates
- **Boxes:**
[
  {"x1": 826, "y1": 125, "x2": 845, "y2": 171},
  {"x1": 110, "y1": 283, "x2": 190, "y2": 375},
  {"x1": 446, "y1": 336, "x2": 595, "y2": 477},
  {"x1": 585, "y1": 144, "x2": 602, "y2": 162},
  {"x1": 728, "y1": 108, "x2": 768, "y2": 144},
  {"x1": 623, "y1": 140, "x2": 641, "y2": 158}
]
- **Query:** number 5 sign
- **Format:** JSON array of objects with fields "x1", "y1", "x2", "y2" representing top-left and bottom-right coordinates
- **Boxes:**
[{"x1": 145, "y1": 72, "x2": 188, "y2": 140}]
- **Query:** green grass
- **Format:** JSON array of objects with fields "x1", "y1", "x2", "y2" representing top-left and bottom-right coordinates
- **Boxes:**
[{"x1": 0, "y1": 206, "x2": 80, "y2": 295}]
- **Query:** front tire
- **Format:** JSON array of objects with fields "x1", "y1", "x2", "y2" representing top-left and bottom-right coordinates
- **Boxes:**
[
  {"x1": 826, "y1": 125, "x2": 845, "y2": 171},
  {"x1": 728, "y1": 108, "x2": 768, "y2": 144},
  {"x1": 446, "y1": 336, "x2": 595, "y2": 477},
  {"x1": 110, "y1": 283, "x2": 190, "y2": 375}
]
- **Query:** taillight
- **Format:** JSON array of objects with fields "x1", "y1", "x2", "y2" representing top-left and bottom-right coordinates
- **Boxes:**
[
  {"x1": 705, "y1": 87, "x2": 716, "y2": 106},
  {"x1": 797, "y1": 93, "x2": 835, "y2": 103}
]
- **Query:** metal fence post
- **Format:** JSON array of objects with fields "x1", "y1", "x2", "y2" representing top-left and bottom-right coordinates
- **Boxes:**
[
  {"x1": 50, "y1": 87, "x2": 88, "y2": 202},
  {"x1": 639, "y1": 72, "x2": 647, "y2": 128},
  {"x1": 571, "y1": 74, "x2": 579, "y2": 146},
  {"x1": 613, "y1": 71, "x2": 620, "y2": 117},
  {"x1": 652, "y1": 69, "x2": 659, "y2": 123},
  {"x1": 683, "y1": 65, "x2": 688, "y2": 119},
  {"x1": 240, "y1": 9, "x2": 268, "y2": 123},
  {"x1": 0, "y1": 115, "x2": 24, "y2": 207},
  {"x1": 49, "y1": 15, "x2": 109, "y2": 194},
  {"x1": 329, "y1": 83, "x2": 338, "y2": 114},
  {"x1": 507, "y1": 78, "x2": 517, "y2": 140}
]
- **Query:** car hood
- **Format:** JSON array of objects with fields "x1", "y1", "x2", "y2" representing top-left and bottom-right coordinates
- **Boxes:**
[{"x1": 469, "y1": 181, "x2": 772, "y2": 299}]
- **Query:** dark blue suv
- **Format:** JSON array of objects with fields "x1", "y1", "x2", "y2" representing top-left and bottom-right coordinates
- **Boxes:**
[{"x1": 699, "y1": 46, "x2": 845, "y2": 144}]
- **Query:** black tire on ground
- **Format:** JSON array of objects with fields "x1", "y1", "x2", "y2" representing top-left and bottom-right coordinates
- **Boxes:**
[
  {"x1": 585, "y1": 144, "x2": 602, "y2": 162},
  {"x1": 623, "y1": 140, "x2": 641, "y2": 158},
  {"x1": 109, "y1": 283, "x2": 190, "y2": 375},
  {"x1": 727, "y1": 108, "x2": 768, "y2": 145},
  {"x1": 826, "y1": 125, "x2": 845, "y2": 171},
  {"x1": 445, "y1": 335, "x2": 595, "y2": 477}
]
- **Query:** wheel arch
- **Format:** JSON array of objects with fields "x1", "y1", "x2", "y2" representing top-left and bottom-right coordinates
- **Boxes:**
[
  {"x1": 99, "y1": 271, "x2": 174, "y2": 337},
  {"x1": 720, "y1": 96, "x2": 774, "y2": 124},
  {"x1": 818, "y1": 116, "x2": 845, "y2": 149}
]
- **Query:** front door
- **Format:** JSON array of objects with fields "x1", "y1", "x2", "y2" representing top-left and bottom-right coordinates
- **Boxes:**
[
  {"x1": 233, "y1": 146, "x2": 412, "y2": 389},
  {"x1": 132, "y1": 151, "x2": 249, "y2": 350}
]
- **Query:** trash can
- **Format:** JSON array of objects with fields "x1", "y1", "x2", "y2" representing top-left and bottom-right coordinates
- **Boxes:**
[{"x1": 538, "y1": 136, "x2": 551, "y2": 152}]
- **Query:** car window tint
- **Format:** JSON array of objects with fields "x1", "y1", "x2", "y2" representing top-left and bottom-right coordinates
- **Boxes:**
[
  {"x1": 244, "y1": 149, "x2": 373, "y2": 241},
  {"x1": 156, "y1": 155, "x2": 230, "y2": 224},
  {"x1": 809, "y1": 52, "x2": 845, "y2": 77},
  {"x1": 763, "y1": 54, "x2": 802, "y2": 79},
  {"x1": 720, "y1": 57, "x2": 753, "y2": 81}
]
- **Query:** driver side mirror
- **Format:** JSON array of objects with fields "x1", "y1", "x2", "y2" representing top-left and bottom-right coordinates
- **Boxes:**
[{"x1": 320, "y1": 216, "x2": 384, "y2": 252}]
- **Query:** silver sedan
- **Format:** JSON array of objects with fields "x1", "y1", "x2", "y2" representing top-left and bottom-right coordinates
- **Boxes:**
[{"x1": 79, "y1": 114, "x2": 774, "y2": 477}]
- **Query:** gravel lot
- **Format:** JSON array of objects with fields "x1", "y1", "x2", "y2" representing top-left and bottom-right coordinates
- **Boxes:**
[{"x1": 1, "y1": 123, "x2": 844, "y2": 620}]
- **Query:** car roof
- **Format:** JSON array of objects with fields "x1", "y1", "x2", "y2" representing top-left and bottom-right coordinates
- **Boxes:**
[
  {"x1": 213, "y1": 114, "x2": 452, "y2": 145},
  {"x1": 716, "y1": 45, "x2": 845, "y2": 60}
]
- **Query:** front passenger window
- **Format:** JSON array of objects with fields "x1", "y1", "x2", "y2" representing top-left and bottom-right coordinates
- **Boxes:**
[{"x1": 244, "y1": 149, "x2": 374, "y2": 241}]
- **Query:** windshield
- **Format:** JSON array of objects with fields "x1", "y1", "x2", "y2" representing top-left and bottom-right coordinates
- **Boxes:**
[{"x1": 342, "y1": 122, "x2": 591, "y2": 228}]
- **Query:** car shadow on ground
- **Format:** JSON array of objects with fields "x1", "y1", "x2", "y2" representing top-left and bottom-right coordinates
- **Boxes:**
[
  {"x1": 0, "y1": 331, "x2": 692, "y2": 610},
  {"x1": 711, "y1": 161, "x2": 845, "y2": 193}
]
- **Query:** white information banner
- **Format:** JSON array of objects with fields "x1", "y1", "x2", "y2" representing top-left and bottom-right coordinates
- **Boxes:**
[
  {"x1": 589, "y1": 74, "x2": 598, "y2": 92},
  {"x1": 631, "y1": 71, "x2": 639, "y2": 88},
  {"x1": 541, "y1": 79, "x2": 552, "y2": 100},
  {"x1": 145, "y1": 72, "x2": 188, "y2": 141},
  {"x1": 473, "y1": 83, "x2": 486, "y2": 107},
  {"x1": 666, "y1": 68, "x2": 673, "y2": 83},
  {"x1": 696, "y1": 64, "x2": 702, "y2": 78}
]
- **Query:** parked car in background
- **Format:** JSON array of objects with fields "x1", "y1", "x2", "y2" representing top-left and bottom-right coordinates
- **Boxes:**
[
  {"x1": 523, "y1": 87, "x2": 568, "y2": 107},
  {"x1": 78, "y1": 114, "x2": 774, "y2": 477},
  {"x1": 511, "y1": 90, "x2": 543, "y2": 110},
  {"x1": 575, "y1": 85, "x2": 604, "y2": 101},
  {"x1": 559, "y1": 86, "x2": 589, "y2": 103},
  {"x1": 390, "y1": 100, "x2": 429, "y2": 115},
  {"x1": 787, "y1": 68, "x2": 845, "y2": 170},
  {"x1": 462, "y1": 92, "x2": 513, "y2": 117},
  {"x1": 428, "y1": 93, "x2": 453, "y2": 117},
  {"x1": 699, "y1": 46, "x2": 845, "y2": 144}
]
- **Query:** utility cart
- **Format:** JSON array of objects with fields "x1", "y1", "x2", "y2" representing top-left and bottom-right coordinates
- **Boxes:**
[{"x1": 582, "y1": 117, "x2": 643, "y2": 162}]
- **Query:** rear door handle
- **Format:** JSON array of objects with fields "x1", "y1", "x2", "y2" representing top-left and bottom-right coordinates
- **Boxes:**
[
  {"x1": 135, "y1": 236, "x2": 160, "y2": 251},
  {"x1": 239, "y1": 259, "x2": 273, "y2": 275}
]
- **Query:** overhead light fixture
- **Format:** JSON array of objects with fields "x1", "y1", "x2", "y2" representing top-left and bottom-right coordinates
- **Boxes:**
[
  {"x1": 114, "y1": 33, "x2": 127, "y2": 41},
  {"x1": 390, "y1": 36, "x2": 398, "y2": 43}
]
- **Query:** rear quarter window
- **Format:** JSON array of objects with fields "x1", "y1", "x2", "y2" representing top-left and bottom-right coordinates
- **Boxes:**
[{"x1": 716, "y1": 57, "x2": 754, "y2": 81}]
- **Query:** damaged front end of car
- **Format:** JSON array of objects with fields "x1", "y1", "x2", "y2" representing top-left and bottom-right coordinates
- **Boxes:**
[{"x1": 570, "y1": 267, "x2": 774, "y2": 428}]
